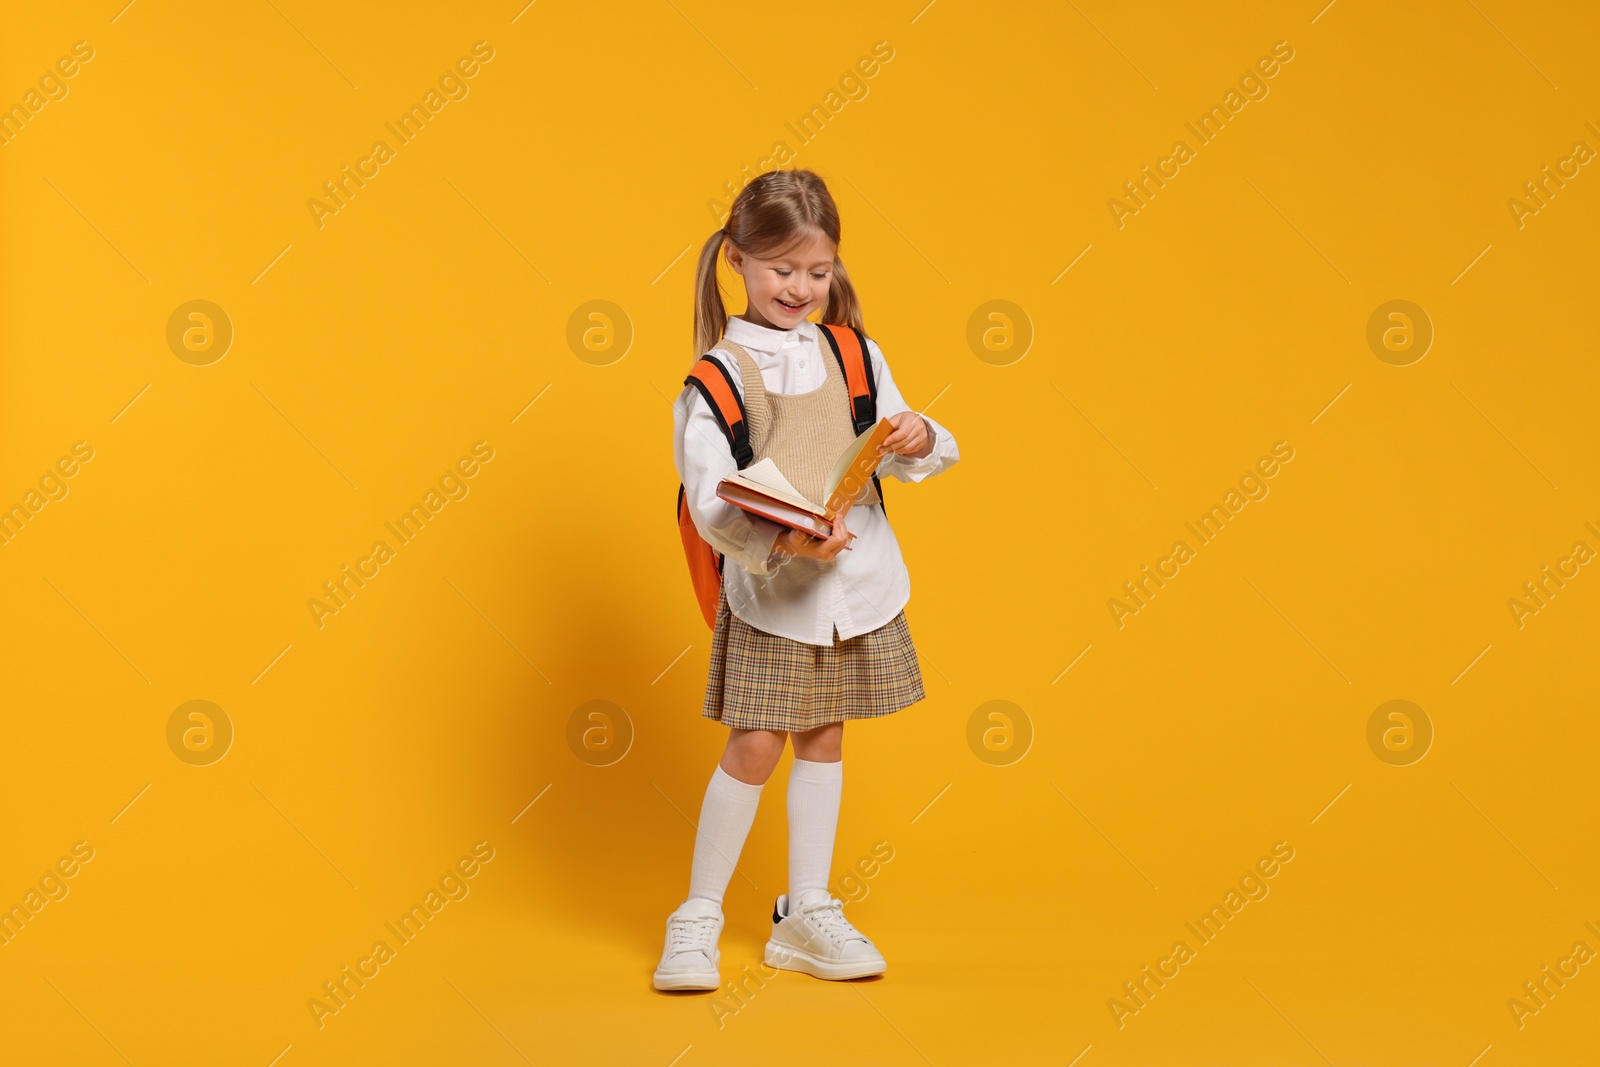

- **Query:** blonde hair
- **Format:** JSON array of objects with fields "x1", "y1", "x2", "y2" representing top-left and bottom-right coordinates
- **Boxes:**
[{"x1": 690, "y1": 168, "x2": 864, "y2": 370}]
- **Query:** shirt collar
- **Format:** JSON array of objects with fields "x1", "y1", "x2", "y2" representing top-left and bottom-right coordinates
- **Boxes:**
[{"x1": 724, "y1": 314, "x2": 817, "y2": 353}]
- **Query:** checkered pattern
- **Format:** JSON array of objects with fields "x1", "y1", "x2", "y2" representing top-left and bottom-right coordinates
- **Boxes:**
[{"x1": 701, "y1": 582, "x2": 926, "y2": 732}]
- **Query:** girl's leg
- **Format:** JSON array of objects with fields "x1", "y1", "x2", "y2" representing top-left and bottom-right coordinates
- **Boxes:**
[
  {"x1": 790, "y1": 722, "x2": 842, "y2": 762},
  {"x1": 684, "y1": 728, "x2": 787, "y2": 905},
  {"x1": 786, "y1": 722, "x2": 844, "y2": 902},
  {"x1": 720, "y1": 727, "x2": 788, "y2": 784}
]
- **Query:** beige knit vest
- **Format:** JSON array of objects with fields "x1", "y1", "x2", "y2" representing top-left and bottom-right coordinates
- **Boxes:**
[{"x1": 714, "y1": 337, "x2": 881, "y2": 510}]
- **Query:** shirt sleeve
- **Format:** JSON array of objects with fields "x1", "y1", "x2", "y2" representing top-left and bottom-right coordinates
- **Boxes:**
[
  {"x1": 866, "y1": 337, "x2": 961, "y2": 483},
  {"x1": 674, "y1": 357, "x2": 786, "y2": 577}
]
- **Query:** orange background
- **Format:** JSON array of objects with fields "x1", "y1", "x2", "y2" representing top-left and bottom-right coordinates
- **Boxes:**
[{"x1": 2, "y1": 1, "x2": 1597, "y2": 1064}]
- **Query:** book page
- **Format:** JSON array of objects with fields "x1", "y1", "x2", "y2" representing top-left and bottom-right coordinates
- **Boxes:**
[
  {"x1": 735, "y1": 457, "x2": 806, "y2": 501},
  {"x1": 721, "y1": 458, "x2": 825, "y2": 515}
]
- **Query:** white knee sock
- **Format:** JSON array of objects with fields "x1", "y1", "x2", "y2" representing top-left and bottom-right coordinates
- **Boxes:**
[
  {"x1": 686, "y1": 764, "x2": 764, "y2": 906},
  {"x1": 787, "y1": 757, "x2": 843, "y2": 901}
]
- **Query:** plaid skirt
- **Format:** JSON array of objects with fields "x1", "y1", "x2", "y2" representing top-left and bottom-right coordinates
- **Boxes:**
[{"x1": 701, "y1": 582, "x2": 927, "y2": 732}]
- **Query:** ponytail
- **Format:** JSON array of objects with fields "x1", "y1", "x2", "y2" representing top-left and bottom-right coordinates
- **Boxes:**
[
  {"x1": 822, "y1": 254, "x2": 865, "y2": 336},
  {"x1": 691, "y1": 228, "x2": 730, "y2": 371}
]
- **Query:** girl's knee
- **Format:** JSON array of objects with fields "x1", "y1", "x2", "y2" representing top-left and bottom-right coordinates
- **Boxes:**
[
  {"x1": 721, "y1": 728, "x2": 787, "y2": 783},
  {"x1": 791, "y1": 722, "x2": 843, "y2": 762}
]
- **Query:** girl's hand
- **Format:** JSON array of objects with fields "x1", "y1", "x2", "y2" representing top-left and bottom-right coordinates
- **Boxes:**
[
  {"x1": 876, "y1": 411, "x2": 933, "y2": 459},
  {"x1": 777, "y1": 498, "x2": 856, "y2": 562}
]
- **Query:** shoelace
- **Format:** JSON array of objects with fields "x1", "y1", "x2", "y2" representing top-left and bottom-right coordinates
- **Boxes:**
[
  {"x1": 667, "y1": 914, "x2": 719, "y2": 955},
  {"x1": 798, "y1": 896, "x2": 866, "y2": 947}
]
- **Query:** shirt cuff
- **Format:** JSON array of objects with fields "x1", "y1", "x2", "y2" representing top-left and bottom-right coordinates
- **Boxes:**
[{"x1": 740, "y1": 517, "x2": 785, "y2": 577}]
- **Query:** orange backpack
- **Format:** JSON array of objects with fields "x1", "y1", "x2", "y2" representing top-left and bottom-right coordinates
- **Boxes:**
[{"x1": 677, "y1": 322, "x2": 888, "y2": 629}]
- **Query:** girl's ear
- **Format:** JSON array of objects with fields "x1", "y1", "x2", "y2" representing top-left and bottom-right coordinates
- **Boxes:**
[{"x1": 723, "y1": 242, "x2": 746, "y2": 275}]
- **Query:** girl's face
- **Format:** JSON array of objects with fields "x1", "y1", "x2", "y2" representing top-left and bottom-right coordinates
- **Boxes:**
[{"x1": 725, "y1": 230, "x2": 837, "y2": 332}]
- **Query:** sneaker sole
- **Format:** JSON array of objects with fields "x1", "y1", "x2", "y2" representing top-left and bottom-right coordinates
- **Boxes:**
[
  {"x1": 763, "y1": 938, "x2": 886, "y2": 980},
  {"x1": 653, "y1": 969, "x2": 721, "y2": 991}
]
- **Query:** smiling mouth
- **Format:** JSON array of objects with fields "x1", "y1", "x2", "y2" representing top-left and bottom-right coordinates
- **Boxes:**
[{"x1": 776, "y1": 298, "x2": 807, "y2": 311}]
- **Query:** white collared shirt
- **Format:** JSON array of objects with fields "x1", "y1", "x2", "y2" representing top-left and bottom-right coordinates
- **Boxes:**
[{"x1": 673, "y1": 315, "x2": 961, "y2": 645}]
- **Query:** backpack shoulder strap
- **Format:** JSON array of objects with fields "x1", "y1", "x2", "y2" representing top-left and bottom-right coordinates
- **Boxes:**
[
  {"x1": 683, "y1": 350, "x2": 753, "y2": 469},
  {"x1": 817, "y1": 322, "x2": 891, "y2": 519},
  {"x1": 817, "y1": 323, "x2": 878, "y2": 433}
]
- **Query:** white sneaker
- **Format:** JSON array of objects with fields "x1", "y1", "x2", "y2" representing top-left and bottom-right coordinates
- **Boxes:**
[
  {"x1": 653, "y1": 898, "x2": 724, "y2": 991},
  {"x1": 764, "y1": 888, "x2": 886, "y2": 980}
]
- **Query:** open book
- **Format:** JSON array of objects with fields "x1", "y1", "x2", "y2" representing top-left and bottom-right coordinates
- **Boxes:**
[{"x1": 715, "y1": 418, "x2": 895, "y2": 538}]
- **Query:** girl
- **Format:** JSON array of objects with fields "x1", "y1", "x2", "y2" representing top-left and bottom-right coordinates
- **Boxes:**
[{"x1": 656, "y1": 169, "x2": 960, "y2": 991}]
